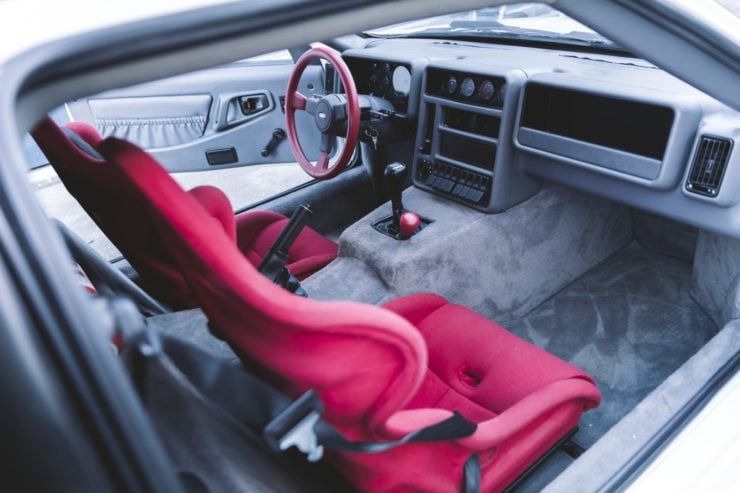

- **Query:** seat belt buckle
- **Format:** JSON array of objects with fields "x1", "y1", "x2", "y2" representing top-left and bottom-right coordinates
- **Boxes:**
[{"x1": 264, "y1": 389, "x2": 325, "y2": 462}]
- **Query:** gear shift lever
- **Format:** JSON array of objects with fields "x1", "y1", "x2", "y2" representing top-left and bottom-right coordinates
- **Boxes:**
[
  {"x1": 384, "y1": 162, "x2": 407, "y2": 232},
  {"x1": 372, "y1": 162, "x2": 430, "y2": 240}
]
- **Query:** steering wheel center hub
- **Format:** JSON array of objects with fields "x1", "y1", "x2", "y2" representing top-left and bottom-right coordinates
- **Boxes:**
[{"x1": 315, "y1": 99, "x2": 333, "y2": 132}]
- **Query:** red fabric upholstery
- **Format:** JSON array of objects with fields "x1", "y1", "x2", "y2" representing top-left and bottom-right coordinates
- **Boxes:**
[
  {"x1": 32, "y1": 118, "x2": 197, "y2": 308},
  {"x1": 189, "y1": 186, "x2": 237, "y2": 243},
  {"x1": 65, "y1": 121, "x2": 104, "y2": 146},
  {"x1": 236, "y1": 211, "x2": 338, "y2": 280},
  {"x1": 98, "y1": 136, "x2": 601, "y2": 493},
  {"x1": 31, "y1": 117, "x2": 338, "y2": 308}
]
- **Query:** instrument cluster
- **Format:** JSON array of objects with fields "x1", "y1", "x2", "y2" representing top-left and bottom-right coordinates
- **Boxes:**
[
  {"x1": 428, "y1": 68, "x2": 507, "y2": 108},
  {"x1": 364, "y1": 61, "x2": 411, "y2": 97},
  {"x1": 345, "y1": 57, "x2": 413, "y2": 114}
]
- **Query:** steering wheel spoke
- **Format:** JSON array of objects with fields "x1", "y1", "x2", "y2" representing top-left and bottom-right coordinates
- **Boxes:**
[
  {"x1": 285, "y1": 46, "x2": 359, "y2": 180},
  {"x1": 319, "y1": 133, "x2": 333, "y2": 154},
  {"x1": 317, "y1": 152, "x2": 330, "y2": 171},
  {"x1": 304, "y1": 95, "x2": 319, "y2": 116},
  {"x1": 291, "y1": 91, "x2": 308, "y2": 111}
]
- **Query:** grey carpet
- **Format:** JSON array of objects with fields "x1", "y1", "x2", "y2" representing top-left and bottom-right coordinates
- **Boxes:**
[
  {"x1": 501, "y1": 242, "x2": 718, "y2": 448},
  {"x1": 307, "y1": 183, "x2": 632, "y2": 320},
  {"x1": 692, "y1": 229, "x2": 740, "y2": 327},
  {"x1": 506, "y1": 241, "x2": 718, "y2": 492},
  {"x1": 544, "y1": 321, "x2": 740, "y2": 493},
  {"x1": 632, "y1": 210, "x2": 698, "y2": 262}
]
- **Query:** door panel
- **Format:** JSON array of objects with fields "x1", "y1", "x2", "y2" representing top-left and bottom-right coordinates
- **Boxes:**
[
  {"x1": 89, "y1": 94, "x2": 212, "y2": 148},
  {"x1": 66, "y1": 61, "x2": 325, "y2": 173}
]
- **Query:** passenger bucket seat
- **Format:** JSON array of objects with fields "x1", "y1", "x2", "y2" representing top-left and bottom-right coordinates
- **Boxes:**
[
  {"x1": 97, "y1": 135, "x2": 601, "y2": 493},
  {"x1": 31, "y1": 117, "x2": 338, "y2": 309}
]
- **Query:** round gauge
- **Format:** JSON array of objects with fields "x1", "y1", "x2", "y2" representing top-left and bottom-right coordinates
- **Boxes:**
[
  {"x1": 368, "y1": 73, "x2": 378, "y2": 92},
  {"x1": 392, "y1": 66, "x2": 412, "y2": 96},
  {"x1": 460, "y1": 77, "x2": 476, "y2": 98},
  {"x1": 442, "y1": 75, "x2": 457, "y2": 95},
  {"x1": 379, "y1": 74, "x2": 391, "y2": 91},
  {"x1": 478, "y1": 80, "x2": 495, "y2": 100},
  {"x1": 493, "y1": 83, "x2": 507, "y2": 106}
]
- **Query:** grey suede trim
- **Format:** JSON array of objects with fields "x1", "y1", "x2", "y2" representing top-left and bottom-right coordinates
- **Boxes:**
[
  {"x1": 544, "y1": 320, "x2": 739, "y2": 493},
  {"x1": 502, "y1": 242, "x2": 717, "y2": 448},
  {"x1": 306, "y1": 183, "x2": 632, "y2": 321},
  {"x1": 632, "y1": 209, "x2": 698, "y2": 262},
  {"x1": 691, "y1": 230, "x2": 740, "y2": 327},
  {"x1": 304, "y1": 256, "x2": 391, "y2": 303}
]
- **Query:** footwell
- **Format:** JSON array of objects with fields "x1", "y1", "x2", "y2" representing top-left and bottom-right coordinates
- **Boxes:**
[{"x1": 502, "y1": 241, "x2": 717, "y2": 447}]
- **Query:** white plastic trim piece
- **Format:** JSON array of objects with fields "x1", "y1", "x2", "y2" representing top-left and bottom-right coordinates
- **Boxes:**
[{"x1": 626, "y1": 370, "x2": 740, "y2": 492}]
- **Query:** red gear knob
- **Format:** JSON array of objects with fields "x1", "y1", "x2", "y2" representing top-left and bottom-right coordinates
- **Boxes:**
[{"x1": 399, "y1": 212, "x2": 421, "y2": 239}]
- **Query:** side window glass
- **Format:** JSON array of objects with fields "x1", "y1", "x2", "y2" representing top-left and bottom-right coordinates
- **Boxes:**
[{"x1": 28, "y1": 48, "x2": 325, "y2": 262}]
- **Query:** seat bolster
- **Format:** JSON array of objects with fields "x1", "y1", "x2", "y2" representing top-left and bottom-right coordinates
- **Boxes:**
[
  {"x1": 378, "y1": 408, "x2": 458, "y2": 438},
  {"x1": 377, "y1": 378, "x2": 599, "y2": 448},
  {"x1": 236, "y1": 210, "x2": 338, "y2": 276},
  {"x1": 188, "y1": 185, "x2": 236, "y2": 242},
  {"x1": 235, "y1": 210, "x2": 287, "y2": 250},
  {"x1": 382, "y1": 292, "x2": 449, "y2": 326},
  {"x1": 415, "y1": 302, "x2": 597, "y2": 412},
  {"x1": 32, "y1": 118, "x2": 105, "y2": 170},
  {"x1": 284, "y1": 225, "x2": 339, "y2": 262},
  {"x1": 65, "y1": 121, "x2": 104, "y2": 146},
  {"x1": 457, "y1": 377, "x2": 601, "y2": 450},
  {"x1": 286, "y1": 252, "x2": 340, "y2": 281}
]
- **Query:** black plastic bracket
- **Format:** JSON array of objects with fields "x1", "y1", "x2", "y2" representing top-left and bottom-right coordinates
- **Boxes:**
[
  {"x1": 561, "y1": 437, "x2": 586, "y2": 458},
  {"x1": 503, "y1": 427, "x2": 582, "y2": 492}
]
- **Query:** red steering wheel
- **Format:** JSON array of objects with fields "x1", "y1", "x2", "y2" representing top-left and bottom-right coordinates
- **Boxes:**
[{"x1": 285, "y1": 46, "x2": 360, "y2": 180}]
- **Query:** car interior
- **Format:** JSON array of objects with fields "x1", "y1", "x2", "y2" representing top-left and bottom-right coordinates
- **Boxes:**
[{"x1": 15, "y1": 1, "x2": 740, "y2": 492}]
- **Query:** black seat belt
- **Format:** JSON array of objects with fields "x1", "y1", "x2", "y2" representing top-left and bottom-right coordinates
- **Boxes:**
[{"x1": 123, "y1": 321, "x2": 481, "y2": 492}]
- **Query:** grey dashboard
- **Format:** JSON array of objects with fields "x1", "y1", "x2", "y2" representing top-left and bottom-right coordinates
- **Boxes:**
[{"x1": 343, "y1": 38, "x2": 740, "y2": 238}]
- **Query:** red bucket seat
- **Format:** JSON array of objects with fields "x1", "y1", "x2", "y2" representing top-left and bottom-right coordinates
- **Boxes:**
[
  {"x1": 32, "y1": 117, "x2": 337, "y2": 309},
  {"x1": 98, "y1": 136, "x2": 601, "y2": 493}
]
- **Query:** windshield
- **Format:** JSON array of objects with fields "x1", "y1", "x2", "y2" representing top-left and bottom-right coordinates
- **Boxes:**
[
  {"x1": 666, "y1": 0, "x2": 740, "y2": 45},
  {"x1": 365, "y1": 3, "x2": 619, "y2": 51},
  {"x1": 716, "y1": 0, "x2": 740, "y2": 16}
]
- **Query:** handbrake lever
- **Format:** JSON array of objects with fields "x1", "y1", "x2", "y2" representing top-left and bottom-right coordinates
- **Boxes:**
[{"x1": 258, "y1": 204, "x2": 313, "y2": 296}]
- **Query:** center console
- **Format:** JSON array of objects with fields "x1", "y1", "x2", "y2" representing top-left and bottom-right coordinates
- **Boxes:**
[{"x1": 412, "y1": 64, "x2": 538, "y2": 213}]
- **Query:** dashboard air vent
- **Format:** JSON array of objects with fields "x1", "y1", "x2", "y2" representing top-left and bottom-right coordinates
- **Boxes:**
[{"x1": 686, "y1": 136, "x2": 733, "y2": 197}]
